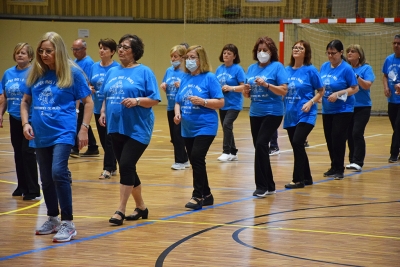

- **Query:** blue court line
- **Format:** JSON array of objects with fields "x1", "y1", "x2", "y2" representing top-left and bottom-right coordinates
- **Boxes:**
[{"x1": 0, "y1": 162, "x2": 398, "y2": 261}]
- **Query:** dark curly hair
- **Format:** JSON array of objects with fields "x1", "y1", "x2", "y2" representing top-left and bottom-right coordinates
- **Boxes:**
[
  {"x1": 118, "y1": 34, "x2": 144, "y2": 61},
  {"x1": 252, "y1": 36, "x2": 278, "y2": 62}
]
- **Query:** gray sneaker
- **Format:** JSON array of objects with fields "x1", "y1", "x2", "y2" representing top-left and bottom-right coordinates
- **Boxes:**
[
  {"x1": 52, "y1": 221, "x2": 77, "y2": 242},
  {"x1": 36, "y1": 216, "x2": 61, "y2": 235}
]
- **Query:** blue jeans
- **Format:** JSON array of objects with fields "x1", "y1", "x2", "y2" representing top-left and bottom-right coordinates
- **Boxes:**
[{"x1": 35, "y1": 144, "x2": 73, "y2": 221}]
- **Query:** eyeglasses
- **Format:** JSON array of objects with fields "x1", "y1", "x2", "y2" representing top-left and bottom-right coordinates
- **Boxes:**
[
  {"x1": 38, "y1": 49, "x2": 54, "y2": 55},
  {"x1": 117, "y1": 45, "x2": 131, "y2": 51},
  {"x1": 325, "y1": 51, "x2": 339, "y2": 56},
  {"x1": 393, "y1": 42, "x2": 400, "y2": 46},
  {"x1": 292, "y1": 46, "x2": 305, "y2": 51},
  {"x1": 187, "y1": 56, "x2": 198, "y2": 60},
  {"x1": 347, "y1": 50, "x2": 358, "y2": 54},
  {"x1": 71, "y1": 47, "x2": 84, "y2": 52}
]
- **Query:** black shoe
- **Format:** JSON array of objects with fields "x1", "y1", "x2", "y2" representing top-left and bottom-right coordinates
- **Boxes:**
[
  {"x1": 252, "y1": 189, "x2": 265, "y2": 196},
  {"x1": 70, "y1": 149, "x2": 80, "y2": 158},
  {"x1": 323, "y1": 168, "x2": 336, "y2": 177},
  {"x1": 23, "y1": 193, "x2": 41, "y2": 200},
  {"x1": 333, "y1": 173, "x2": 344, "y2": 180},
  {"x1": 109, "y1": 211, "x2": 125, "y2": 226},
  {"x1": 304, "y1": 141, "x2": 309, "y2": 147},
  {"x1": 12, "y1": 188, "x2": 23, "y2": 196},
  {"x1": 125, "y1": 208, "x2": 149, "y2": 220},
  {"x1": 388, "y1": 156, "x2": 398, "y2": 163},
  {"x1": 203, "y1": 194, "x2": 214, "y2": 206},
  {"x1": 285, "y1": 182, "x2": 305, "y2": 189},
  {"x1": 185, "y1": 197, "x2": 203, "y2": 210},
  {"x1": 81, "y1": 149, "x2": 100, "y2": 157},
  {"x1": 304, "y1": 180, "x2": 313, "y2": 186}
]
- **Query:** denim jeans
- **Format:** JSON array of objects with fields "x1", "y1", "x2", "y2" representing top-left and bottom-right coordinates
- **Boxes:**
[
  {"x1": 219, "y1": 109, "x2": 240, "y2": 155},
  {"x1": 35, "y1": 144, "x2": 73, "y2": 221},
  {"x1": 95, "y1": 113, "x2": 117, "y2": 172}
]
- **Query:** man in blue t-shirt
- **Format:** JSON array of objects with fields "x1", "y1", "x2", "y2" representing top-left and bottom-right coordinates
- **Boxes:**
[{"x1": 70, "y1": 38, "x2": 99, "y2": 158}]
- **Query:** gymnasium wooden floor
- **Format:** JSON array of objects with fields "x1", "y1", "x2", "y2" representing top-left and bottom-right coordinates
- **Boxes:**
[{"x1": 0, "y1": 105, "x2": 399, "y2": 267}]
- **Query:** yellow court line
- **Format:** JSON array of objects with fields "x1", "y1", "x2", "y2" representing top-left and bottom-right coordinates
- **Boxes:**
[{"x1": 0, "y1": 180, "x2": 44, "y2": 215}]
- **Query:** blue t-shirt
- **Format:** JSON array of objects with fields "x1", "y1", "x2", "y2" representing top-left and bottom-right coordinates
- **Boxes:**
[
  {"x1": 75, "y1": 55, "x2": 94, "y2": 79},
  {"x1": 1, "y1": 66, "x2": 30, "y2": 120},
  {"x1": 89, "y1": 61, "x2": 120, "y2": 114},
  {"x1": 175, "y1": 72, "x2": 224, "y2": 137},
  {"x1": 284, "y1": 65, "x2": 323, "y2": 128},
  {"x1": 215, "y1": 63, "x2": 246, "y2": 111},
  {"x1": 320, "y1": 60, "x2": 358, "y2": 114},
  {"x1": 352, "y1": 64, "x2": 375, "y2": 107},
  {"x1": 246, "y1": 61, "x2": 288, "y2": 117},
  {"x1": 382, "y1": 54, "x2": 400, "y2": 104},
  {"x1": 26, "y1": 67, "x2": 91, "y2": 148},
  {"x1": 100, "y1": 64, "x2": 161, "y2": 145},
  {"x1": 162, "y1": 66, "x2": 188, "y2": 111}
]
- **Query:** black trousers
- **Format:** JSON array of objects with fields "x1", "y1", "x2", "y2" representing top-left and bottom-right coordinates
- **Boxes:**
[
  {"x1": 286, "y1": 123, "x2": 314, "y2": 183},
  {"x1": 219, "y1": 109, "x2": 240, "y2": 155},
  {"x1": 250, "y1": 115, "x2": 283, "y2": 192},
  {"x1": 167, "y1": 110, "x2": 188, "y2": 163},
  {"x1": 388, "y1": 103, "x2": 400, "y2": 158},
  {"x1": 184, "y1": 135, "x2": 215, "y2": 198},
  {"x1": 73, "y1": 102, "x2": 98, "y2": 152},
  {"x1": 95, "y1": 113, "x2": 117, "y2": 172},
  {"x1": 322, "y1": 112, "x2": 353, "y2": 173},
  {"x1": 347, "y1": 106, "x2": 371, "y2": 167},
  {"x1": 9, "y1": 115, "x2": 40, "y2": 195}
]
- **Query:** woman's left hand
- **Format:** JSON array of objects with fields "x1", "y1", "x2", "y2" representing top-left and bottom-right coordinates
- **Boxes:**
[
  {"x1": 301, "y1": 101, "x2": 313, "y2": 113},
  {"x1": 121, "y1": 98, "x2": 138, "y2": 108},
  {"x1": 188, "y1": 96, "x2": 205, "y2": 106},
  {"x1": 327, "y1": 92, "x2": 338, "y2": 102}
]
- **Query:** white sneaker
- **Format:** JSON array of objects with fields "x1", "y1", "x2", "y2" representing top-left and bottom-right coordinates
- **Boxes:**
[
  {"x1": 52, "y1": 221, "x2": 77, "y2": 242},
  {"x1": 256, "y1": 190, "x2": 276, "y2": 197},
  {"x1": 171, "y1": 163, "x2": 186, "y2": 170},
  {"x1": 228, "y1": 154, "x2": 238, "y2": 161},
  {"x1": 217, "y1": 153, "x2": 231, "y2": 162},
  {"x1": 36, "y1": 216, "x2": 61, "y2": 235},
  {"x1": 183, "y1": 161, "x2": 190, "y2": 168},
  {"x1": 346, "y1": 163, "x2": 362, "y2": 172}
]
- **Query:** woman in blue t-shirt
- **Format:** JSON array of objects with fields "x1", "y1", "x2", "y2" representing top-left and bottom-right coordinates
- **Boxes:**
[
  {"x1": 160, "y1": 45, "x2": 189, "y2": 170},
  {"x1": 284, "y1": 40, "x2": 324, "y2": 189},
  {"x1": 21, "y1": 32, "x2": 94, "y2": 242},
  {"x1": 90, "y1": 38, "x2": 120, "y2": 179},
  {"x1": 243, "y1": 36, "x2": 288, "y2": 197},
  {"x1": 320, "y1": 40, "x2": 358, "y2": 180},
  {"x1": 215, "y1": 44, "x2": 246, "y2": 162},
  {"x1": 174, "y1": 45, "x2": 224, "y2": 210},
  {"x1": 0, "y1": 43, "x2": 40, "y2": 200},
  {"x1": 99, "y1": 34, "x2": 161, "y2": 225},
  {"x1": 382, "y1": 34, "x2": 400, "y2": 163},
  {"x1": 345, "y1": 44, "x2": 375, "y2": 171}
]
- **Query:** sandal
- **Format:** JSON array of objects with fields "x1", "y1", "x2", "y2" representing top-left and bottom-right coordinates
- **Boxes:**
[
  {"x1": 99, "y1": 170, "x2": 111, "y2": 179},
  {"x1": 109, "y1": 210, "x2": 125, "y2": 226}
]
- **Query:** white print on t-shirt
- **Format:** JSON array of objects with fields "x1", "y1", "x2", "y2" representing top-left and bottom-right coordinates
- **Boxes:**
[
  {"x1": 8, "y1": 83, "x2": 23, "y2": 97},
  {"x1": 38, "y1": 86, "x2": 55, "y2": 105},
  {"x1": 109, "y1": 80, "x2": 124, "y2": 95}
]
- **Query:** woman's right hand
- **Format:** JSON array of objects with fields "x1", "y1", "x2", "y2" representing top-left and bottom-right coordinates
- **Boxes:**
[
  {"x1": 23, "y1": 124, "x2": 35, "y2": 140},
  {"x1": 160, "y1": 83, "x2": 167, "y2": 92},
  {"x1": 243, "y1": 84, "x2": 251, "y2": 98},
  {"x1": 98, "y1": 113, "x2": 106, "y2": 127},
  {"x1": 174, "y1": 113, "x2": 181, "y2": 125}
]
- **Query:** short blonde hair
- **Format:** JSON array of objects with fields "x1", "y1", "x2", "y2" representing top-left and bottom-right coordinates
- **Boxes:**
[
  {"x1": 170, "y1": 45, "x2": 186, "y2": 57},
  {"x1": 13, "y1": 43, "x2": 34, "y2": 62},
  {"x1": 27, "y1": 32, "x2": 78, "y2": 88},
  {"x1": 184, "y1": 45, "x2": 212, "y2": 73}
]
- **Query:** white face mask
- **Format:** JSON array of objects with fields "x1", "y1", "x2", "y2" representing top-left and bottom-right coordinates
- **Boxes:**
[
  {"x1": 171, "y1": 60, "x2": 181, "y2": 68},
  {"x1": 186, "y1": 59, "x2": 198, "y2": 72},
  {"x1": 257, "y1": 51, "x2": 271, "y2": 63}
]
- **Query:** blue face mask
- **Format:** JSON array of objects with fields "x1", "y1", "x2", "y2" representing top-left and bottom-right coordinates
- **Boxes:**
[
  {"x1": 186, "y1": 59, "x2": 198, "y2": 73},
  {"x1": 171, "y1": 60, "x2": 181, "y2": 68}
]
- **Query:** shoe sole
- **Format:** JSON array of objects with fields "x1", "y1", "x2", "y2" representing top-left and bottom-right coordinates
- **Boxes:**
[
  {"x1": 256, "y1": 191, "x2": 276, "y2": 197},
  {"x1": 69, "y1": 154, "x2": 80, "y2": 158},
  {"x1": 80, "y1": 155, "x2": 100, "y2": 157},
  {"x1": 171, "y1": 167, "x2": 186, "y2": 170}
]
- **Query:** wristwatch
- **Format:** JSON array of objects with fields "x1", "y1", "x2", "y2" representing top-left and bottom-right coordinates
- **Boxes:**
[
  {"x1": 76, "y1": 109, "x2": 80, "y2": 114},
  {"x1": 136, "y1": 97, "x2": 140, "y2": 106},
  {"x1": 81, "y1": 122, "x2": 90, "y2": 129},
  {"x1": 204, "y1": 99, "x2": 208, "y2": 107}
]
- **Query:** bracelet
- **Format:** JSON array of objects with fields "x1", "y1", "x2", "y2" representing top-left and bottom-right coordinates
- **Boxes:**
[
  {"x1": 356, "y1": 74, "x2": 359, "y2": 79},
  {"x1": 136, "y1": 97, "x2": 140, "y2": 106},
  {"x1": 22, "y1": 122, "x2": 30, "y2": 127},
  {"x1": 204, "y1": 99, "x2": 208, "y2": 107},
  {"x1": 266, "y1": 83, "x2": 270, "y2": 89},
  {"x1": 233, "y1": 86, "x2": 236, "y2": 92},
  {"x1": 81, "y1": 122, "x2": 90, "y2": 129},
  {"x1": 311, "y1": 99, "x2": 315, "y2": 104},
  {"x1": 76, "y1": 109, "x2": 80, "y2": 114}
]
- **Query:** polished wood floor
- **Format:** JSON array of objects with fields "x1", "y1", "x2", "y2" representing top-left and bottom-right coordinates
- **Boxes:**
[{"x1": 0, "y1": 105, "x2": 399, "y2": 267}]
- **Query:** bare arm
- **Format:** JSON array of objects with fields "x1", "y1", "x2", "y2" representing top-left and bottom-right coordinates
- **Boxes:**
[
  {"x1": 0, "y1": 93, "x2": 7, "y2": 128},
  {"x1": 20, "y1": 94, "x2": 34, "y2": 139},
  {"x1": 222, "y1": 82, "x2": 245, "y2": 93},
  {"x1": 188, "y1": 96, "x2": 224, "y2": 110},
  {"x1": 78, "y1": 95, "x2": 94, "y2": 150},
  {"x1": 356, "y1": 76, "x2": 373, "y2": 90},
  {"x1": 301, "y1": 87, "x2": 325, "y2": 113},
  {"x1": 120, "y1": 97, "x2": 159, "y2": 109},
  {"x1": 383, "y1": 74, "x2": 391, "y2": 97},
  {"x1": 173, "y1": 103, "x2": 181, "y2": 125}
]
